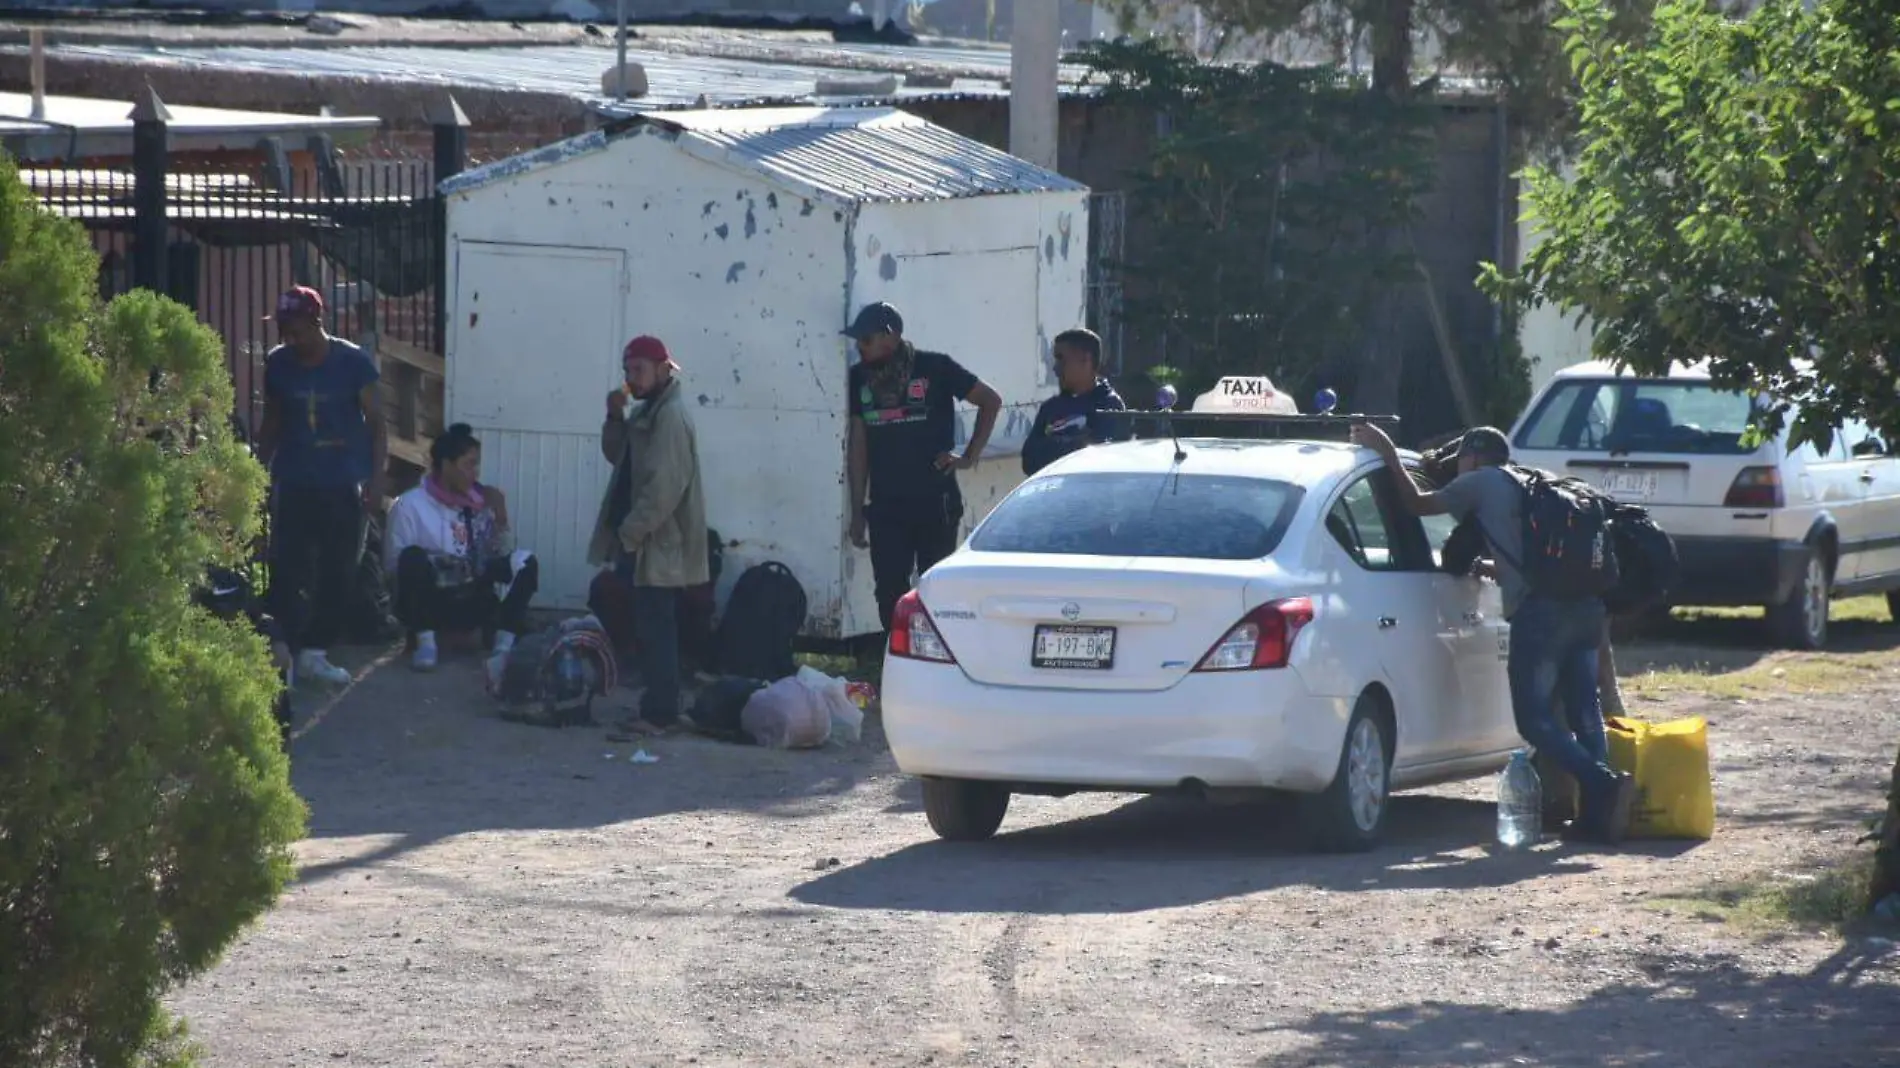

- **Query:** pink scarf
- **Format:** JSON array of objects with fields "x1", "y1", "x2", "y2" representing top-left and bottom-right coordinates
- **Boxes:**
[{"x1": 424, "y1": 474, "x2": 485, "y2": 513}]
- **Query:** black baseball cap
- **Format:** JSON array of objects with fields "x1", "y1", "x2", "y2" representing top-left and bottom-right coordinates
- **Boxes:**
[
  {"x1": 1457, "y1": 426, "x2": 1511, "y2": 463},
  {"x1": 842, "y1": 302, "x2": 904, "y2": 340}
]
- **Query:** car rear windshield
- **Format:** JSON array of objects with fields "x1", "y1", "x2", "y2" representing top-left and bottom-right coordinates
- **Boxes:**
[
  {"x1": 969, "y1": 473, "x2": 1305, "y2": 560},
  {"x1": 1514, "y1": 378, "x2": 1762, "y2": 455}
]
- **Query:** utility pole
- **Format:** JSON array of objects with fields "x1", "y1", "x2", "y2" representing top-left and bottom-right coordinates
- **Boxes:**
[{"x1": 1009, "y1": 0, "x2": 1059, "y2": 170}]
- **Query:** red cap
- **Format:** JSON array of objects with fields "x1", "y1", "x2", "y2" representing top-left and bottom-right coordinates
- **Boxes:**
[
  {"x1": 270, "y1": 285, "x2": 324, "y2": 322},
  {"x1": 622, "y1": 335, "x2": 678, "y2": 369}
]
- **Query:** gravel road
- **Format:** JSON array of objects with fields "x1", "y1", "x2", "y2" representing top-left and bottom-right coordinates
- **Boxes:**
[{"x1": 172, "y1": 627, "x2": 1900, "y2": 1068}]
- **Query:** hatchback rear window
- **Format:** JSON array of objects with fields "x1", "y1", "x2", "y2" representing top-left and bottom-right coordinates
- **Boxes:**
[
  {"x1": 969, "y1": 473, "x2": 1304, "y2": 559},
  {"x1": 1515, "y1": 378, "x2": 1761, "y2": 455}
]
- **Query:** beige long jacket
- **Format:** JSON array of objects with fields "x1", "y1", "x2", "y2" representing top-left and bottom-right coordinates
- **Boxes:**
[{"x1": 587, "y1": 379, "x2": 710, "y2": 588}]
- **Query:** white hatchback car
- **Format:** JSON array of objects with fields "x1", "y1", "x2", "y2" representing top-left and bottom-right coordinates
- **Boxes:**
[
  {"x1": 1511, "y1": 362, "x2": 1900, "y2": 649},
  {"x1": 881, "y1": 427, "x2": 1520, "y2": 851}
]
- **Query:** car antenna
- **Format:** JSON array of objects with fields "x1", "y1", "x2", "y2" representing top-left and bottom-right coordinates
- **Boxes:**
[{"x1": 1155, "y1": 384, "x2": 1187, "y2": 463}]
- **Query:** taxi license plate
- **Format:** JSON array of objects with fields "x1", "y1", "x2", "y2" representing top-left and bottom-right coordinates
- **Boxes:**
[
  {"x1": 1032, "y1": 625, "x2": 1116, "y2": 670},
  {"x1": 1600, "y1": 470, "x2": 1659, "y2": 501}
]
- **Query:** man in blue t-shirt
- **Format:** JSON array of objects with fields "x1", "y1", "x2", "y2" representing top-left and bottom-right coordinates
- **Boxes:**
[
  {"x1": 842, "y1": 302, "x2": 1003, "y2": 632},
  {"x1": 1021, "y1": 328, "x2": 1128, "y2": 477},
  {"x1": 256, "y1": 285, "x2": 387, "y2": 687}
]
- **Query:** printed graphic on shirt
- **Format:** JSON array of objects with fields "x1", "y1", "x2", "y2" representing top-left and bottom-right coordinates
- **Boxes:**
[
  {"x1": 1046, "y1": 414, "x2": 1090, "y2": 436},
  {"x1": 860, "y1": 377, "x2": 933, "y2": 426}
]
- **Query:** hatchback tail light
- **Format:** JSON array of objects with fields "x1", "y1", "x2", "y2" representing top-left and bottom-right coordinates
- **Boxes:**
[
  {"x1": 1195, "y1": 597, "x2": 1316, "y2": 672},
  {"x1": 1724, "y1": 466, "x2": 1784, "y2": 509},
  {"x1": 888, "y1": 590, "x2": 957, "y2": 664}
]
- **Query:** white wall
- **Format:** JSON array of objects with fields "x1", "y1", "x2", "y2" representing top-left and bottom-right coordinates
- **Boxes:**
[
  {"x1": 447, "y1": 132, "x2": 852, "y2": 622},
  {"x1": 1517, "y1": 157, "x2": 1596, "y2": 397}
]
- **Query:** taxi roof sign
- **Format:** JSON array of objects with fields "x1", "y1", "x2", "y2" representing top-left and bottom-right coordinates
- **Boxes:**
[{"x1": 1191, "y1": 375, "x2": 1300, "y2": 415}]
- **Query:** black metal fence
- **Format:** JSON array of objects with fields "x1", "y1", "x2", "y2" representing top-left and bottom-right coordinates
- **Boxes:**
[
  {"x1": 1087, "y1": 190, "x2": 1127, "y2": 375},
  {"x1": 20, "y1": 111, "x2": 464, "y2": 438}
]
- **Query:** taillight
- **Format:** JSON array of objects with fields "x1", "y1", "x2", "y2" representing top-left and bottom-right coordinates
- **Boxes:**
[
  {"x1": 1724, "y1": 466, "x2": 1784, "y2": 509},
  {"x1": 888, "y1": 590, "x2": 956, "y2": 663},
  {"x1": 1194, "y1": 597, "x2": 1315, "y2": 672}
]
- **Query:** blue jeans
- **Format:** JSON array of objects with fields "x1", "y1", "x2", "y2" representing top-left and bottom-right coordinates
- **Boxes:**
[{"x1": 1508, "y1": 596, "x2": 1618, "y2": 800}]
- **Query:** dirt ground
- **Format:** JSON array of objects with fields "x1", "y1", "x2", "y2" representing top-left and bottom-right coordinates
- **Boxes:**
[{"x1": 172, "y1": 614, "x2": 1900, "y2": 1068}]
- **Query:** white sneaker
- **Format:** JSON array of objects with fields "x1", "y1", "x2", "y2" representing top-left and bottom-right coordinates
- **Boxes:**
[
  {"x1": 298, "y1": 650, "x2": 352, "y2": 687},
  {"x1": 411, "y1": 642, "x2": 439, "y2": 673}
]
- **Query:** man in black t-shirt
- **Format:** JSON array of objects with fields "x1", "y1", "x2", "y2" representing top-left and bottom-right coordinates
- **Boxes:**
[{"x1": 843, "y1": 302, "x2": 1003, "y2": 632}]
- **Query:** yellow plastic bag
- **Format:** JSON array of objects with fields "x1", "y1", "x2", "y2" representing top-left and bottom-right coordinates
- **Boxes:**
[{"x1": 1606, "y1": 716, "x2": 1716, "y2": 840}]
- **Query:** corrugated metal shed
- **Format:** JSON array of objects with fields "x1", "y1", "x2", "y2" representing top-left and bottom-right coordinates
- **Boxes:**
[
  {"x1": 652, "y1": 107, "x2": 1086, "y2": 202},
  {"x1": 22, "y1": 41, "x2": 1096, "y2": 114},
  {"x1": 441, "y1": 105, "x2": 1082, "y2": 204}
]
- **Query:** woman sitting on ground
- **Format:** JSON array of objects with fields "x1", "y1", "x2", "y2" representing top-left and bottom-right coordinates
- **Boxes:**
[{"x1": 384, "y1": 424, "x2": 538, "y2": 685}]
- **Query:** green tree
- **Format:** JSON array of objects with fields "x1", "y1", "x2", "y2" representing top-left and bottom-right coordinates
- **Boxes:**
[
  {"x1": 0, "y1": 151, "x2": 306, "y2": 1065},
  {"x1": 1078, "y1": 39, "x2": 1435, "y2": 405},
  {"x1": 1485, "y1": 0, "x2": 1900, "y2": 909},
  {"x1": 1104, "y1": 0, "x2": 1652, "y2": 130}
]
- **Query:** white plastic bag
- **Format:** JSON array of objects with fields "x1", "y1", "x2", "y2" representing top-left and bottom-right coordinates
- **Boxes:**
[
  {"x1": 741, "y1": 677, "x2": 832, "y2": 749},
  {"x1": 796, "y1": 665, "x2": 864, "y2": 744}
]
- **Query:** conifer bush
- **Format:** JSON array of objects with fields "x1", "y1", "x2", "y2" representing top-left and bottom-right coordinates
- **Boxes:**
[{"x1": 0, "y1": 151, "x2": 305, "y2": 1067}]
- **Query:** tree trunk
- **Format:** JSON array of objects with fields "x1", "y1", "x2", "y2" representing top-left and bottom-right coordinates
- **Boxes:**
[
  {"x1": 1871, "y1": 743, "x2": 1900, "y2": 909},
  {"x1": 1369, "y1": 0, "x2": 1414, "y2": 99}
]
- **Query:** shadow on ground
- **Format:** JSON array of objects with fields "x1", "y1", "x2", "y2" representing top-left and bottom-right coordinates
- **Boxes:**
[
  {"x1": 285, "y1": 643, "x2": 895, "y2": 882},
  {"x1": 1620, "y1": 609, "x2": 1900, "y2": 677},
  {"x1": 790, "y1": 792, "x2": 1700, "y2": 915},
  {"x1": 1264, "y1": 939, "x2": 1900, "y2": 1067}
]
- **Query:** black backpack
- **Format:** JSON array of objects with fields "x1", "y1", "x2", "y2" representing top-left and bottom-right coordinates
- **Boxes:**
[
  {"x1": 688, "y1": 676, "x2": 769, "y2": 743},
  {"x1": 713, "y1": 562, "x2": 807, "y2": 682},
  {"x1": 1602, "y1": 501, "x2": 1680, "y2": 617},
  {"x1": 1495, "y1": 466, "x2": 1621, "y2": 602}
]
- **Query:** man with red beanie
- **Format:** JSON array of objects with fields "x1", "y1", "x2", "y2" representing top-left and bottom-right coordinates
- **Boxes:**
[{"x1": 589, "y1": 335, "x2": 708, "y2": 733}]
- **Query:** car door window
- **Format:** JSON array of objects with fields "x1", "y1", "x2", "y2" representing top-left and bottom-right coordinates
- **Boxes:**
[
  {"x1": 1409, "y1": 471, "x2": 1460, "y2": 566},
  {"x1": 1328, "y1": 477, "x2": 1400, "y2": 571}
]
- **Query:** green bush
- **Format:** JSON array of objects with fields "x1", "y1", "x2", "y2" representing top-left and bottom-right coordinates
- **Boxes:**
[{"x1": 0, "y1": 152, "x2": 306, "y2": 1066}]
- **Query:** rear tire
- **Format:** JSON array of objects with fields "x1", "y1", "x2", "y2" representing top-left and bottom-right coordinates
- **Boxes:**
[
  {"x1": 1887, "y1": 589, "x2": 1900, "y2": 625},
  {"x1": 1300, "y1": 694, "x2": 1392, "y2": 853},
  {"x1": 921, "y1": 777, "x2": 1010, "y2": 841},
  {"x1": 1768, "y1": 547, "x2": 1831, "y2": 651}
]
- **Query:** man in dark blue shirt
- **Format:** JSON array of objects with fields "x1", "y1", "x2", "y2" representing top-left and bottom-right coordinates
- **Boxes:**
[
  {"x1": 843, "y1": 302, "x2": 1002, "y2": 632},
  {"x1": 1021, "y1": 328, "x2": 1127, "y2": 476},
  {"x1": 256, "y1": 285, "x2": 387, "y2": 688}
]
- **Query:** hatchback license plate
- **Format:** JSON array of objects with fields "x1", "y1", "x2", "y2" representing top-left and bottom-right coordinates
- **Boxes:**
[
  {"x1": 1600, "y1": 470, "x2": 1659, "y2": 501},
  {"x1": 1032, "y1": 625, "x2": 1116, "y2": 669}
]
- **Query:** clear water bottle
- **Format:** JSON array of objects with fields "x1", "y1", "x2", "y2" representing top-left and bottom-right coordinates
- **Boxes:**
[{"x1": 1496, "y1": 749, "x2": 1543, "y2": 850}]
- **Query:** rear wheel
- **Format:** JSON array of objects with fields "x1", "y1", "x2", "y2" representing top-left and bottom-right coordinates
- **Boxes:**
[
  {"x1": 921, "y1": 777, "x2": 1011, "y2": 841},
  {"x1": 1301, "y1": 694, "x2": 1392, "y2": 853},
  {"x1": 1768, "y1": 547, "x2": 1831, "y2": 650},
  {"x1": 1887, "y1": 589, "x2": 1900, "y2": 625}
]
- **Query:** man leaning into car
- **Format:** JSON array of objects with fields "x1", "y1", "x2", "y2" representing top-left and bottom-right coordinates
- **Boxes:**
[{"x1": 1350, "y1": 422, "x2": 1637, "y2": 845}]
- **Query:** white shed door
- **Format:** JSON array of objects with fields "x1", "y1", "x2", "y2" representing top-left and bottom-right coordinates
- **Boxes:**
[
  {"x1": 449, "y1": 241, "x2": 628, "y2": 610},
  {"x1": 451, "y1": 241, "x2": 627, "y2": 434}
]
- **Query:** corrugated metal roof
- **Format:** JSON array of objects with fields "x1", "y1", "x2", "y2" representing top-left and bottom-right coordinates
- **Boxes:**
[
  {"x1": 24, "y1": 41, "x2": 1093, "y2": 114},
  {"x1": 441, "y1": 106, "x2": 1084, "y2": 204},
  {"x1": 653, "y1": 106, "x2": 1085, "y2": 202}
]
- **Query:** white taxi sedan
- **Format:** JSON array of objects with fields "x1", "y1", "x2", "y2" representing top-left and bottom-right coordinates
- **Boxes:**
[{"x1": 881, "y1": 432, "x2": 1519, "y2": 852}]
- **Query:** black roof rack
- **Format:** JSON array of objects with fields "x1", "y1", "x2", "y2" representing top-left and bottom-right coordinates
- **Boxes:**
[{"x1": 1099, "y1": 411, "x2": 1401, "y2": 443}]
